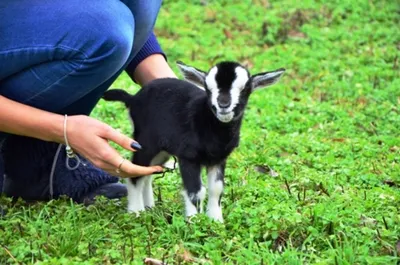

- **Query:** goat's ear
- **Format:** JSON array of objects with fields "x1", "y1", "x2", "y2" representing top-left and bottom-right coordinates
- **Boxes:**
[
  {"x1": 250, "y1": 68, "x2": 285, "y2": 91},
  {"x1": 176, "y1": 61, "x2": 206, "y2": 87}
]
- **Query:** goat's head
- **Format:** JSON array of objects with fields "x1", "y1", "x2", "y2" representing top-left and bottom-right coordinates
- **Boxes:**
[{"x1": 177, "y1": 61, "x2": 285, "y2": 123}]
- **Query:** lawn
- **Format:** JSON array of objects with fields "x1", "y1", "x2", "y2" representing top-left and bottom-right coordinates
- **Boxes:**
[{"x1": 1, "y1": 0, "x2": 399, "y2": 264}]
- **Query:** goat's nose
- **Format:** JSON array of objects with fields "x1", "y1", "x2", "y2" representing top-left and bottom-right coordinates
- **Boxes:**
[{"x1": 218, "y1": 101, "x2": 230, "y2": 108}]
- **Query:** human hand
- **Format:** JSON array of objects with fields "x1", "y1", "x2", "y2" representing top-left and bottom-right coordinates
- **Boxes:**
[{"x1": 64, "y1": 115, "x2": 163, "y2": 178}]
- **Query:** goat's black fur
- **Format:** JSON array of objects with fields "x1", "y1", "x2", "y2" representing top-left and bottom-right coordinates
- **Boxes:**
[
  {"x1": 104, "y1": 79, "x2": 242, "y2": 165},
  {"x1": 103, "y1": 61, "x2": 285, "y2": 221}
]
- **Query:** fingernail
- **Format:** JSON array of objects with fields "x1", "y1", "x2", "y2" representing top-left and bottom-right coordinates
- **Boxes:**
[{"x1": 130, "y1": 142, "x2": 142, "y2": 150}]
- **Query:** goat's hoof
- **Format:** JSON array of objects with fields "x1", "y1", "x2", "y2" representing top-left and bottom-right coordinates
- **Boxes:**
[
  {"x1": 144, "y1": 205, "x2": 154, "y2": 211},
  {"x1": 215, "y1": 217, "x2": 224, "y2": 223},
  {"x1": 207, "y1": 211, "x2": 224, "y2": 223},
  {"x1": 144, "y1": 202, "x2": 155, "y2": 209},
  {"x1": 185, "y1": 214, "x2": 198, "y2": 224},
  {"x1": 127, "y1": 208, "x2": 144, "y2": 217},
  {"x1": 210, "y1": 216, "x2": 224, "y2": 223}
]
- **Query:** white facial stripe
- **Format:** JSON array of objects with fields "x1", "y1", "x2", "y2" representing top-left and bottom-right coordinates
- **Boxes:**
[
  {"x1": 232, "y1": 67, "x2": 249, "y2": 90},
  {"x1": 205, "y1": 66, "x2": 219, "y2": 112},
  {"x1": 227, "y1": 67, "x2": 249, "y2": 112},
  {"x1": 205, "y1": 66, "x2": 218, "y2": 91}
]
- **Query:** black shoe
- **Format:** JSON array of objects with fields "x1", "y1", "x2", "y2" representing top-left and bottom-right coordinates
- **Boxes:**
[
  {"x1": 81, "y1": 182, "x2": 127, "y2": 205},
  {"x1": 2, "y1": 135, "x2": 127, "y2": 203}
]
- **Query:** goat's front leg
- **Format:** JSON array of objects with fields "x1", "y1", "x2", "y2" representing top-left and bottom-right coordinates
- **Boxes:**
[
  {"x1": 206, "y1": 162, "x2": 225, "y2": 222},
  {"x1": 179, "y1": 158, "x2": 206, "y2": 218}
]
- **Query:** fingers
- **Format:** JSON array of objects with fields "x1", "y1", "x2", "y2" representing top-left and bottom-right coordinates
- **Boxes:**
[
  {"x1": 120, "y1": 163, "x2": 164, "y2": 178},
  {"x1": 66, "y1": 116, "x2": 161, "y2": 178},
  {"x1": 104, "y1": 126, "x2": 142, "y2": 151},
  {"x1": 94, "y1": 122, "x2": 162, "y2": 177},
  {"x1": 107, "y1": 153, "x2": 163, "y2": 178}
]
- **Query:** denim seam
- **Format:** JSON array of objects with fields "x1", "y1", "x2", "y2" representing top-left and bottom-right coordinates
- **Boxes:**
[
  {"x1": 18, "y1": 45, "x2": 90, "y2": 105},
  {"x1": 0, "y1": 45, "x2": 89, "y2": 58}
]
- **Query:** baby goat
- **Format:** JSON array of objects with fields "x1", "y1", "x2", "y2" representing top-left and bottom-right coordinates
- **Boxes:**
[{"x1": 103, "y1": 61, "x2": 285, "y2": 222}]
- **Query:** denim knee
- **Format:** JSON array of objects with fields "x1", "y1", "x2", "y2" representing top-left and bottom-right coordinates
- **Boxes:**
[
  {"x1": 122, "y1": 0, "x2": 162, "y2": 52},
  {"x1": 0, "y1": 1, "x2": 136, "y2": 113},
  {"x1": 72, "y1": 2, "x2": 135, "y2": 75},
  {"x1": 0, "y1": 1, "x2": 136, "y2": 82}
]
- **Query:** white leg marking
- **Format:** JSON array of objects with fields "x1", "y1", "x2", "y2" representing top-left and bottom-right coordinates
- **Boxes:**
[
  {"x1": 181, "y1": 186, "x2": 206, "y2": 218},
  {"x1": 142, "y1": 176, "x2": 154, "y2": 208},
  {"x1": 207, "y1": 165, "x2": 224, "y2": 222},
  {"x1": 127, "y1": 178, "x2": 145, "y2": 215},
  {"x1": 182, "y1": 190, "x2": 198, "y2": 217},
  {"x1": 141, "y1": 151, "x2": 171, "y2": 208}
]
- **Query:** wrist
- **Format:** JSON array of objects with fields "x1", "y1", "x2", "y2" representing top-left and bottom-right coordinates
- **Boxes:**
[
  {"x1": 42, "y1": 113, "x2": 65, "y2": 144},
  {"x1": 130, "y1": 54, "x2": 177, "y2": 86}
]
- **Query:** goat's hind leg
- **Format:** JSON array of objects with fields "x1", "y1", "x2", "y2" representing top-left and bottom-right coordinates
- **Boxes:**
[
  {"x1": 127, "y1": 177, "x2": 145, "y2": 215},
  {"x1": 143, "y1": 151, "x2": 171, "y2": 209},
  {"x1": 179, "y1": 158, "x2": 205, "y2": 218},
  {"x1": 206, "y1": 162, "x2": 225, "y2": 222},
  {"x1": 127, "y1": 151, "x2": 157, "y2": 214}
]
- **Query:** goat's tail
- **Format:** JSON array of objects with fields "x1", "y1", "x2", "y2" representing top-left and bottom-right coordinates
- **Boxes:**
[{"x1": 102, "y1": 89, "x2": 133, "y2": 106}]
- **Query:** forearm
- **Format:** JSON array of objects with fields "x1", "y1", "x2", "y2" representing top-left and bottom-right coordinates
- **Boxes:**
[
  {"x1": 0, "y1": 95, "x2": 163, "y2": 177},
  {"x1": 0, "y1": 96, "x2": 64, "y2": 143},
  {"x1": 125, "y1": 32, "x2": 176, "y2": 86},
  {"x1": 129, "y1": 54, "x2": 177, "y2": 86}
]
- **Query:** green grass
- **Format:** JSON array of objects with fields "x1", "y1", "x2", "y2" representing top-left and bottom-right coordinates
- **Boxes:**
[{"x1": 1, "y1": 0, "x2": 399, "y2": 264}]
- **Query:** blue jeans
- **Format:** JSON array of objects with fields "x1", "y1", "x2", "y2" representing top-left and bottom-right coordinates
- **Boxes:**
[
  {"x1": 0, "y1": 0, "x2": 162, "y2": 197},
  {"x1": 0, "y1": 0, "x2": 161, "y2": 114}
]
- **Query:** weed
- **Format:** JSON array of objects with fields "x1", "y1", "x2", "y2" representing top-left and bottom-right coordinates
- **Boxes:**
[{"x1": 1, "y1": 0, "x2": 399, "y2": 264}]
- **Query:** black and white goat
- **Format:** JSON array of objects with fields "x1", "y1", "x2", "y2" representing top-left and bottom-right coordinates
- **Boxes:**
[{"x1": 103, "y1": 61, "x2": 285, "y2": 222}]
